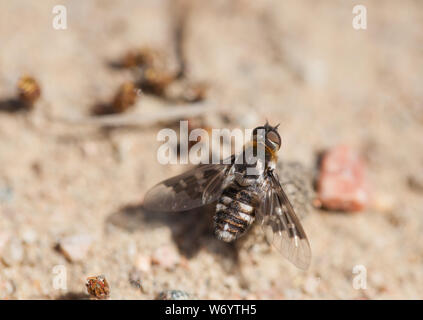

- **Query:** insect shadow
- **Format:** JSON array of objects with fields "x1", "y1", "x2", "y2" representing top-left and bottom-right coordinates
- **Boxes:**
[
  {"x1": 55, "y1": 292, "x2": 90, "y2": 300},
  {"x1": 90, "y1": 102, "x2": 118, "y2": 116},
  {"x1": 106, "y1": 202, "x2": 239, "y2": 267},
  {"x1": 0, "y1": 98, "x2": 29, "y2": 113}
]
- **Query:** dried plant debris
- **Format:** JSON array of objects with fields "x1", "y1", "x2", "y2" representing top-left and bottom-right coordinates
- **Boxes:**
[
  {"x1": 86, "y1": 275, "x2": 110, "y2": 300},
  {"x1": 112, "y1": 82, "x2": 138, "y2": 113},
  {"x1": 138, "y1": 68, "x2": 208, "y2": 102},
  {"x1": 119, "y1": 47, "x2": 166, "y2": 70},
  {"x1": 113, "y1": 46, "x2": 208, "y2": 102},
  {"x1": 92, "y1": 81, "x2": 139, "y2": 115},
  {"x1": 156, "y1": 290, "x2": 194, "y2": 300},
  {"x1": 139, "y1": 67, "x2": 176, "y2": 96},
  {"x1": 117, "y1": 47, "x2": 176, "y2": 96},
  {"x1": 17, "y1": 75, "x2": 41, "y2": 109}
]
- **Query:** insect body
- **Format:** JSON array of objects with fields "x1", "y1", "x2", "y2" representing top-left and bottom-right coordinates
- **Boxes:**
[
  {"x1": 213, "y1": 137, "x2": 270, "y2": 242},
  {"x1": 144, "y1": 123, "x2": 311, "y2": 269},
  {"x1": 214, "y1": 175, "x2": 258, "y2": 242}
]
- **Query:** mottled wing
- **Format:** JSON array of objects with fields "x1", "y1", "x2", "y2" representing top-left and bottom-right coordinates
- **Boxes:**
[
  {"x1": 257, "y1": 170, "x2": 311, "y2": 270},
  {"x1": 143, "y1": 162, "x2": 233, "y2": 212},
  {"x1": 278, "y1": 161, "x2": 314, "y2": 220}
]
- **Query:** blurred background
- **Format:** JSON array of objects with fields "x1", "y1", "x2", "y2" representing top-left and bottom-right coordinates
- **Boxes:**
[{"x1": 0, "y1": 0, "x2": 422, "y2": 299}]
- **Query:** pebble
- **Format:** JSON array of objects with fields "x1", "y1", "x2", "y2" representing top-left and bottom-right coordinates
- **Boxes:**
[
  {"x1": 0, "y1": 232, "x2": 11, "y2": 256},
  {"x1": 223, "y1": 275, "x2": 239, "y2": 290},
  {"x1": 302, "y1": 276, "x2": 320, "y2": 295},
  {"x1": 58, "y1": 234, "x2": 93, "y2": 263},
  {"x1": 80, "y1": 142, "x2": 98, "y2": 157},
  {"x1": 0, "y1": 184, "x2": 13, "y2": 203},
  {"x1": 282, "y1": 288, "x2": 301, "y2": 299},
  {"x1": 0, "y1": 279, "x2": 16, "y2": 299},
  {"x1": 1, "y1": 236, "x2": 24, "y2": 267},
  {"x1": 21, "y1": 228, "x2": 38, "y2": 245},
  {"x1": 370, "y1": 272, "x2": 386, "y2": 289},
  {"x1": 371, "y1": 192, "x2": 396, "y2": 213},
  {"x1": 127, "y1": 242, "x2": 137, "y2": 258},
  {"x1": 128, "y1": 268, "x2": 143, "y2": 289},
  {"x1": 151, "y1": 245, "x2": 180, "y2": 270},
  {"x1": 135, "y1": 254, "x2": 152, "y2": 273},
  {"x1": 156, "y1": 290, "x2": 192, "y2": 300},
  {"x1": 317, "y1": 145, "x2": 369, "y2": 212}
]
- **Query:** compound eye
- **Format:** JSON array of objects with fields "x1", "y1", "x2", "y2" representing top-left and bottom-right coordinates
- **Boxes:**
[{"x1": 266, "y1": 131, "x2": 281, "y2": 147}]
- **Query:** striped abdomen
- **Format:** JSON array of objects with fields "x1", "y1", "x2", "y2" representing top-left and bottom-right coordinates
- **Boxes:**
[{"x1": 214, "y1": 183, "x2": 257, "y2": 242}]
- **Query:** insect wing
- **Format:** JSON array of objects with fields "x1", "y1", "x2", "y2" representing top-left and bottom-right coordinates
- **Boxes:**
[
  {"x1": 258, "y1": 171, "x2": 311, "y2": 270},
  {"x1": 143, "y1": 163, "x2": 232, "y2": 212}
]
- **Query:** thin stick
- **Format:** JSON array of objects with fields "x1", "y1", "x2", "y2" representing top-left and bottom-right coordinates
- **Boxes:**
[{"x1": 53, "y1": 103, "x2": 210, "y2": 127}]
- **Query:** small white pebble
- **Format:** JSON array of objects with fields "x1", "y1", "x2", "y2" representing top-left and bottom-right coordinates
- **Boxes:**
[
  {"x1": 21, "y1": 228, "x2": 38, "y2": 245},
  {"x1": 58, "y1": 234, "x2": 93, "y2": 263},
  {"x1": 151, "y1": 245, "x2": 180, "y2": 270},
  {"x1": 303, "y1": 276, "x2": 320, "y2": 295},
  {"x1": 0, "y1": 279, "x2": 16, "y2": 299},
  {"x1": 1, "y1": 237, "x2": 24, "y2": 267},
  {"x1": 0, "y1": 232, "x2": 12, "y2": 256},
  {"x1": 135, "y1": 254, "x2": 152, "y2": 273}
]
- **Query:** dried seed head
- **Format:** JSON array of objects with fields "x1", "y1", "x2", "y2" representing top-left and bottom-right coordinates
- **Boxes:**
[
  {"x1": 122, "y1": 51, "x2": 140, "y2": 69},
  {"x1": 85, "y1": 275, "x2": 110, "y2": 300},
  {"x1": 122, "y1": 47, "x2": 164, "y2": 69},
  {"x1": 112, "y1": 81, "x2": 138, "y2": 113},
  {"x1": 181, "y1": 82, "x2": 208, "y2": 103},
  {"x1": 141, "y1": 67, "x2": 175, "y2": 95},
  {"x1": 17, "y1": 75, "x2": 41, "y2": 108}
]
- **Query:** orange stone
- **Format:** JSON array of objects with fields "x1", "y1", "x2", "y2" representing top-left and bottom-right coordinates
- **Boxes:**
[{"x1": 317, "y1": 145, "x2": 369, "y2": 212}]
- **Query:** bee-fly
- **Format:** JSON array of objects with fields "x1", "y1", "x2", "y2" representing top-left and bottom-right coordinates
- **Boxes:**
[{"x1": 143, "y1": 122, "x2": 311, "y2": 269}]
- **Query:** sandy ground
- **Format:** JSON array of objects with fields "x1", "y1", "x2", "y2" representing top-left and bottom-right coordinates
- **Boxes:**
[{"x1": 0, "y1": 0, "x2": 423, "y2": 299}]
